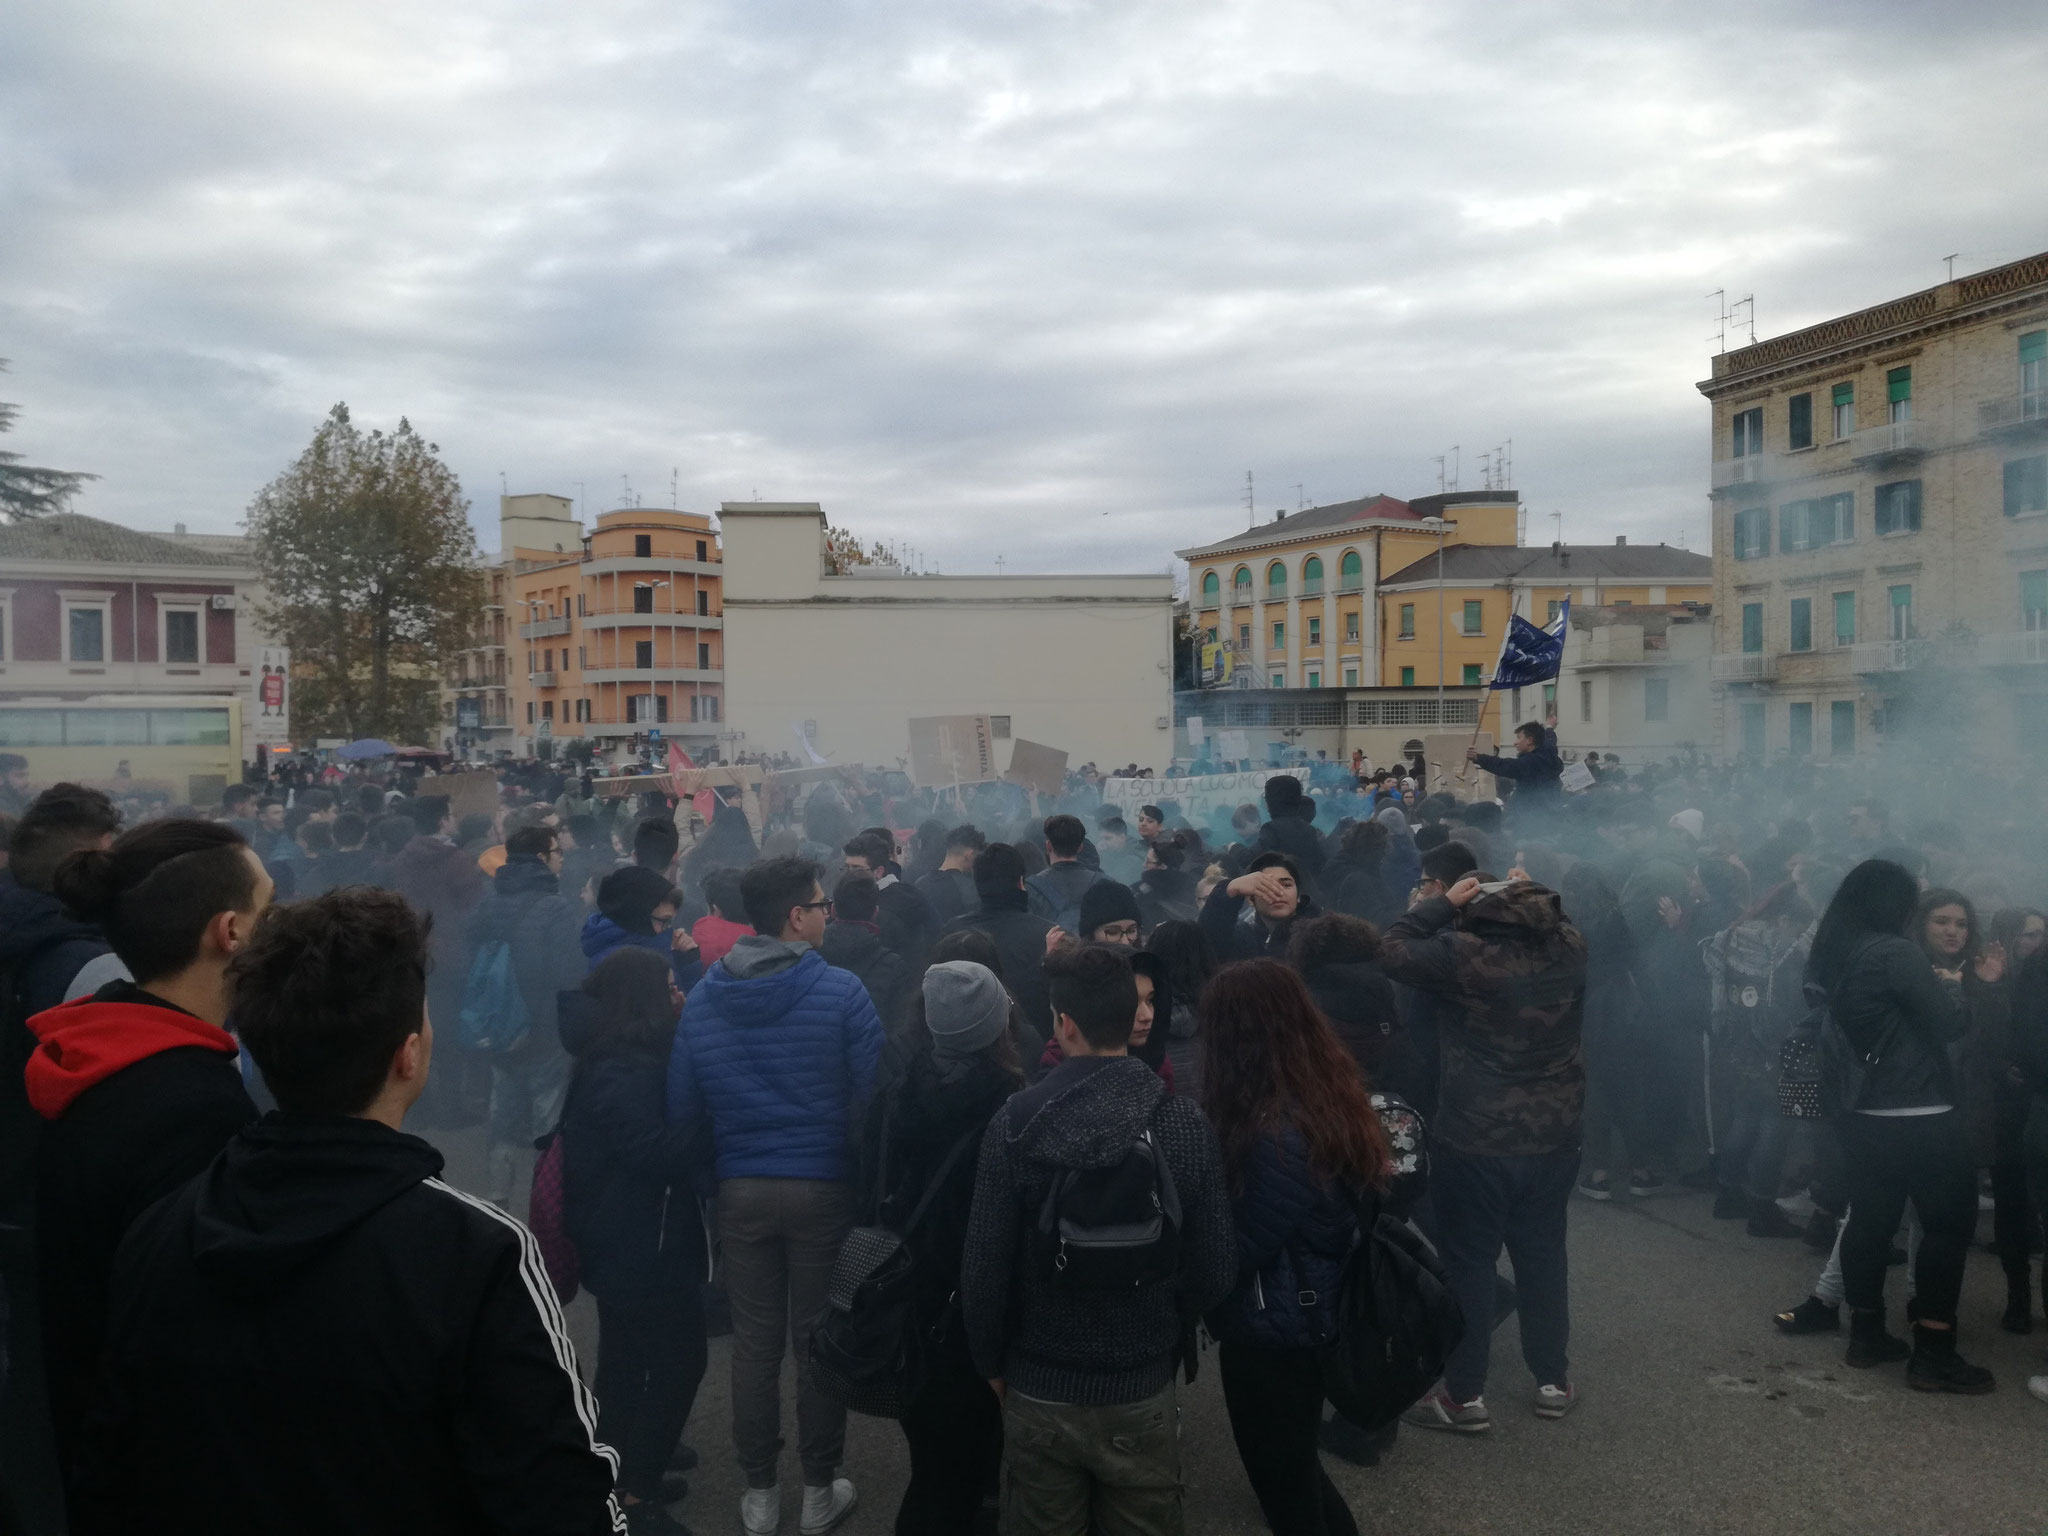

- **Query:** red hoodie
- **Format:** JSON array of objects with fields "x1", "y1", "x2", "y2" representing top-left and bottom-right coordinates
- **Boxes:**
[
  {"x1": 25, "y1": 995, "x2": 240, "y2": 1120},
  {"x1": 691, "y1": 914, "x2": 755, "y2": 969}
]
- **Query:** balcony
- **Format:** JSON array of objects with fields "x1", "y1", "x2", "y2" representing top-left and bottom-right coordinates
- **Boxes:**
[
  {"x1": 1711, "y1": 652, "x2": 1778, "y2": 683},
  {"x1": 579, "y1": 666, "x2": 725, "y2": 685},
  {"x1": 1986, "y1": 630, "x2": 2048, "y2": 665},
  {"x1": 1339, "y1": 574, "x2": 1366, "y2": 593},
  {"x1": 1979, "y1": 390, "x2": 2048, "y2": 437},
  {"x1": 1848, "y1": 419, "x2": 1928, "y2": 467},
  {"x1": 1710, "y1": 456, "x2": 1769, "y2": 496},
  {"x1": 529, "y1": 671, "x2": 558, "y2": 688},
  {"x1": 1300, "y1": 578, "x2": 1324, "y2": 597},
  {"x1": 578, "y1": 610, "x2": 723, "y2": 631},
  {"x1": 519, "y1": 616, "x2": 572, "y2": 639}
]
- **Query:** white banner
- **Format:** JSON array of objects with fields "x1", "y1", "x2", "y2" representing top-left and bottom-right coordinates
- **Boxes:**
[
  {"x1": 1099, "y1": 769, "x2": 1303, "y2": 822},
  {"x1": 252, "y1": 646, "x2": 290, "y2": 747}
]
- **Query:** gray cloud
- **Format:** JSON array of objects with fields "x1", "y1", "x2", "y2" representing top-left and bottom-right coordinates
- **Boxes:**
[{"x1": 3, "y1": 0, "x2": 2045, "y2": 572}]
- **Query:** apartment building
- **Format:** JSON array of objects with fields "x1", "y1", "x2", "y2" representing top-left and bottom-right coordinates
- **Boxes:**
[
  {"x1": 1701, "y1": 251, "x2": 2048, "y2": 764},
  {"x1": 443, "y1": 561, "x2": 511, "y2": 755},
  {"x1": 1552, "y1": 603, "x2": 1714, "y2": 764}
]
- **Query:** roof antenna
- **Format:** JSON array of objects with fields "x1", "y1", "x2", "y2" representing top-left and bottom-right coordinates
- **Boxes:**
[
  {"x1": 499, "y1": 471, "x2": 508, "y2": 495},
  {"x1": 670, "y1": 467, "x2": 679, "y2": 508},
  {"x1": 1293, "y1": 483, "x2": 1305, "y2": 511},
  {"x1": 1244, "y1": 470, "x2": 1255, "y2": 529},
  {"x1": 1944, "y1": 253, "x2": 1958, "y2": 281}
]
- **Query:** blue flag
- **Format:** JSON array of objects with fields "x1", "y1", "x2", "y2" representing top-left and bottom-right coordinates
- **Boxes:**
[{"x1": 1489, "y1": 599, "x2": 1569, "y2": 690}]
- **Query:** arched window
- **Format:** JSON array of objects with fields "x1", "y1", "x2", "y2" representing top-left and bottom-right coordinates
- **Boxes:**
[
  {"x1": 1267, "y1": 561, "x2": 1288, "y2": 595},
  {"x1": 1340, "y1": 550, "x2": 1364, "y2": 590},
  {"x1": 1232, "y1": 566, "x2": 1253, "y2": 598},
  {"x1": 1302, "y1": 556, "x2": 1324, "y2": 594},
  {"x1": 1200, "y1": 570, "x2": 1220, "y2": 604}
]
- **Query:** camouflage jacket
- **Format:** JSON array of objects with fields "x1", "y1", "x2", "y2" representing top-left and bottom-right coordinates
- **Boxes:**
[{"x1": 1377, "y1": 886, "x2": 1587, "y2": 1157}]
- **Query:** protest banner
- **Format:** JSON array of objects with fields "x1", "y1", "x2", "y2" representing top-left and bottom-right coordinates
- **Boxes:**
[
  {"x1": 1003, "y1": 739, "x2": 1069, "y2": 796},
  {"x1": 417, "y1": 770, "x2": 501, "y2": 823},
  {"x1": 1099, "y1": 769, "x2": 1303, "y2": 824},
  {"x1": 907, "y1": 714, "x2": 997, "y2": 787}
]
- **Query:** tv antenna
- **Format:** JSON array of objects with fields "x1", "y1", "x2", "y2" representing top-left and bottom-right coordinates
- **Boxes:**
[
  {"x1": 1943, "y1": 253, "x2": 1959, "y2": 281},
  {"x1": 670, "y1": 467, "x2": 679, "y2": 508},
  {"x1": 1708, "y1": 290, "x2": 1756, "y2": 353},
  {"x1": 1244, "y1": 471, "x2": 1255, "y2": 529},
  {"x1": 1293, "y1": 483, "x2": 1305, "y2": 511}
]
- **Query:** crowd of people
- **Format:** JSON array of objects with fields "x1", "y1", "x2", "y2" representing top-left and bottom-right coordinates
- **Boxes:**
[{"x1": 3, "y1": 723, "x2": 2048, "y2": 1535}]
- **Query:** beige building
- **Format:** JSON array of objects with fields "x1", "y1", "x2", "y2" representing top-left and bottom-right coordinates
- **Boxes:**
[
  {"x1": 720, "y1": 503, "x2": 1174, "y2": 773},
  {"x1": 1551, "y1": 603, "x2": 1714, "y2": 764},
  {"x1": 1700, "y1": 251, "x2": 2048, "y2": 763}
]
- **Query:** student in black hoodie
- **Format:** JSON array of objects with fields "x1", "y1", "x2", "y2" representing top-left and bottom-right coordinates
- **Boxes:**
[
  {"x1": 24, "y1": 818, "x2": 269, "y2": 1491},
  {"x1": 80, "y1": 887, "x2": 623, "y2": 1536},
  {"x1": 560, "y1": 948, "x2": 706, "y2": 1535},
  {"x1": 861, "y1": 960, "x2": 1022, "y2": 1536},
  {"x1": 943, "y1": 844, "x2": 1055, "y2": 1039},
  {"x1": 820, "y1": 874, "x2": 915, "y2": 1031},
  {"x1": 1200, "y1": 850, "x2": 1318, "y2": 964}
]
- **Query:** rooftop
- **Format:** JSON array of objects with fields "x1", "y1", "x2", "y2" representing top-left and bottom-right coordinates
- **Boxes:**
[
  {"x1": 1178, "y1": 491, "x2": 1518, "y2": 560},
  {"x1": 0, "y1": 512, "x2": 247, "y2": 569},
  {"x1": 1380, "y1": 540, "x2": 1711, "y2": 587}
]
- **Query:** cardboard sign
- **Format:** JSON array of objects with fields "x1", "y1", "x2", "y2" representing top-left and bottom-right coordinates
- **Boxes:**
[
  {"x1": 417, "y1": 770, "x2": 501, "y2": 822},
  {"x1": 1559, "y1": 760, "x2": 1596, "y2": 794},
  {"x1": 907, "y1": 715, "x2": 997, "y2": 788},
  {"x1": 1003, "y1": 739, "x2": 1069, "y2": 796}
]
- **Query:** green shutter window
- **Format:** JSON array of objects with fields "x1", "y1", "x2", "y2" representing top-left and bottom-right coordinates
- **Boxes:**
[
  {"x1": 1788, "y1": 598, "x2": 1812, "y2": 652},
  {"x1": 1788, "y1": 702, "x2": 1813, "y2": 758},
  {"x1": 1887, "y1": 366, "x2": 1912, "y2": 403},
  {"x1": 1830, "y1": 700, "x2": 1855, "y2": 757},
  {"x1": 1399, "y1": 603, "x2": 1415, "y2": 637},
  {"x1": 1272, "y1": 621, "x2": 1285, "y2": 648},
  {"x1": 2022, "y1": 331, "x2": 2047, "y2": 365},
  {"x1": 1400, "y1": 666, "x2": 1415, "y2": 687},
  {"x1": 1462, "y1": 599, "x2": 1482, "y2": 632},
  {"x1": 1740, "y1": 701, "x2": 1765, "y2": 758},
  {"x1": 2005, "y1": 456, "x2": 2048, "y2": 517},
  {"x1": 1741, "y1": 602, "x2": 1763, "y2": 653},
  {"x1": 1200, "y1": 571, "x2": 1219, "y2": 601},
  {"x1": 1645, "y1": 678, "x2": 1669, "y2": 723},
  {"x1": 1833, "y1": 591, "x2": 1855, "y2": 645},
  {"x1": 1267, "y1": 563, "x2": 1286, "y2": 593},
  {"x1": 1462, "y1": 663, "x2": 1481, "y2": 686},
  {"x1": 1832, "y1": 382, "x2": 1854, "y2": 404},
  {"x1": 1788, "y1": 393, "x2": 1813, "y2": 450},
  {"x1": 1339, "y1": 550, "x2": 1364, "y2": 589},
  {"x1": 2020, "y1": 570, "x2": 2048, "y2": 629}
]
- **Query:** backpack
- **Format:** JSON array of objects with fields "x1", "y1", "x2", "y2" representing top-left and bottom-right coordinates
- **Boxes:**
[
  {"x1": 810, "y1": 1121, "x2": 984, "y2": 1419},
  {"x1": 1318, "y1": 1202, "x2": 1465, "y2": 1432},
  {"x1": 458, "y1": 941, "x2": 530, "y2": 1052},
  {"x1": 1033, "y1": 1127, "x2": 1182, "y2": 1290},
  {"x1": 527, "y1": 1124, "x2": 579, "y2": 1302}
]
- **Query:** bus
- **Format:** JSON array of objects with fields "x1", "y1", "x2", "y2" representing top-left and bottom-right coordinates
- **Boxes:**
[{"x1": 0, "y1": 695, "x2": 243, "y2": 808}]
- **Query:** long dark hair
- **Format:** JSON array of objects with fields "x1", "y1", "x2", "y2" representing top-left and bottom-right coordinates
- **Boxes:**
[
  {"x1": 1143, "y1": 919, "x2": 1213, "y2": 1009},
  {"x1": 1913, "y1": 887, "x2": 1979, "y2": 965},
  {"x1": 1807, "y1": 858, "x2": 1920, "y2": 990},
  {"x1": 577, "y1": 948, "x2": 677, "y2": 1055},
  {"x1": 1197, "y1": 959, "x2": 1389, "y2": 1196}
]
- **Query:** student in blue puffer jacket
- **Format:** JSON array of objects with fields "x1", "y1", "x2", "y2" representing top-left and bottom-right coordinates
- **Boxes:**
[
  {"x1": 1200, "y1": 958, "x2": 1392, "y2": 1536},
  {"x1": 582, "y1": 866, "x2": 705, "y2": 992},
  {"x1": 665, "y1": 856, "x2": 883, "y2": 1536}
]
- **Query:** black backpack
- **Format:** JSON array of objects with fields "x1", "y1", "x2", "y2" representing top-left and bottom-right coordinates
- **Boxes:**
[
  {"x1": 1033, "y1": 1127, "x2": 1182, "y2": 1290},
  {"x1": 1319, "y1": 1202, "x2": 1465, "y2": 1431},
  {"x1": 810, "y1": 1122, "x2": 983, "y2": 1420}
]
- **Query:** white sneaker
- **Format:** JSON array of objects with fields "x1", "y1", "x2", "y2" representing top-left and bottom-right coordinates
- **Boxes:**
[
  {"x1": 798, "y1": 1478, "x2": 857, "y2": 1535},
  {"x1": 741, "y1": 1485, "x2": 781, "y2": 1535},
  {"x1": 2028, "y1": 1375, "x2": 2048, "y2": 1405}
]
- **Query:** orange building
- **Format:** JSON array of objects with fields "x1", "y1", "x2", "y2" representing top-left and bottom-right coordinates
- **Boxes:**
[{"x1": 509, "y1": 506, "x2": 725, "y2": 755}]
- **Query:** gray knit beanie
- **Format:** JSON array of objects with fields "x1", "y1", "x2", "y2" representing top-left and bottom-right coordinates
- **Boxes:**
[{"x1": 922, "y1": 961, "x2": 1010, "y2": 1057}]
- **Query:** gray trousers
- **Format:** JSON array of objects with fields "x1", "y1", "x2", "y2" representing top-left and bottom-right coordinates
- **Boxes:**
[
  {"x1": 1000, "y1": 1382, "x2": 1182, "y2": 1536},
  {"x1": 718, "y1": 1177, "x2": 852, "y2": 1487}
]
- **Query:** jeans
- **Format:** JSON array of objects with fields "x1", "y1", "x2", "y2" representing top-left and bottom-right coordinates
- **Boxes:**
[
  {"x1": 1217, "y1": 1343, "x2": 1357, "y2": 1536},
  {"x1": 718, "y1": 1178, "x2": 852, "y2": 1487},
  {"x1": 595, "y1": 1287, "x2": 708, "y2": 1502},
  {"x1": 485, "y1": 1050, "x2": 571, "y2": 1205},
  {"x1": 1835, "y1": 1111, "x2": 1976, "y2": 1324},
  {"x1": 1433, "y1": 1142, "x2": 1578, "y2": 1403},
  {"x1": 1717, "y1": 1069, "x2": 1791, "y2": 1202},
  {"x1": 1000, "y1": 1382, "x2": 1181, "y2": 1536},
  {"x1": 896, "y1": 1352, "x2": 1002, "y2": 1535},
  {"x1": 1814, "y1": 1204, "x2": 1919, "y2": 1307}
]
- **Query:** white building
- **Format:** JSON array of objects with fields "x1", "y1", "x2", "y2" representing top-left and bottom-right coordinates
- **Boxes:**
[
  {"x1": 718, "y1": 503, "x2": 1175, "y2": 774},
  {"x1": 1551, "y1": 604, "x2": 1715, "y2": 765}
]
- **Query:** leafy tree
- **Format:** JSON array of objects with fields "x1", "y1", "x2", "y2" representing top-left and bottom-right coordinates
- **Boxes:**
[
  {"x1": 824, "y1": 524, "x2": 893, "y2": 574},
  {"x1": 0, "y1": 359, "x2": 95, "y2": 521},
  {"x1": 247, "y1": 404, "x2": 482, "y2": 742}
]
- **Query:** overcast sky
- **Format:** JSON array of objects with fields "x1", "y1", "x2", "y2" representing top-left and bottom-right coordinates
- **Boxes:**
[{"x1": 4, "y1": 0, "x2": 2044, "y2": 574}]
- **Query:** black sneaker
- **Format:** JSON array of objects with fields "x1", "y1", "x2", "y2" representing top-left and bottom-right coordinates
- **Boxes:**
[
  {"x1": 1319, "y1": 1412, "x2": 1396, "y2": 1466},
  {"x1": 1747, "y1": 1200, "x2": 1804, "y2": 1240},
  {"x1": 2002, "y1": 1278, "x2": 2033, "y2": 1335},
  {"x1": 667, "y1": 1444, "x2": 700, "y2": 1474},
  {"x1": 1845, "y1": 1310, "x2": 1910, "y2": 1369},
  {"x1": 1774, "y1": 1296, "x2": 1839, "y2": 1335},
  {"x1": 1907, "y1": 1328, "x2": 1995, "y2": 1395}
]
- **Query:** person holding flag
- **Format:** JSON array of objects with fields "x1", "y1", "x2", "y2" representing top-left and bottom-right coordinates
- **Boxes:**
[{"x1": 1466, "y1": 600, "x2": 1568, "y2": 814}]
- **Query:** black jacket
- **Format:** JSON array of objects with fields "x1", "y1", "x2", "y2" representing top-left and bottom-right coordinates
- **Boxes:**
[
  {"x1": 1824, "y1": 935, "x2": 1968, "y2": 1113},
  {"x1": 79, "y1": 1115, "x2": 622, "y2": 1536},
  {"x1": 1255, "y1": 816, "x2": 1327, "y2": 891},
  {"x1": 914, "y1": 867, "x2": 979, "y2": 928},
  {"x1": 1473, "y1": 741, "x2": 1563, "y2": 805},
  {"x1": 943, "y1": 888, "x2": 1055, "y2": 1042},
  {"x1": 1199, "y1": 879, "x2": 1319, "y2": 964},
  {"x1": 465, "y1": 856, "x2": 586, "y2": 1059},
  {"x1": 1026, "y1": 861, "x2": 1106, "y2": 932},
  {"x1": 820, "y1": 920, "x2": 916, "y2": 1031}
]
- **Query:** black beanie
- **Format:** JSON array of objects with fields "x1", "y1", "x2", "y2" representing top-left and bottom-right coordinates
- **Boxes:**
[
  {"x1": 1079, "y1": 879, "x2": 1141, "y2": 936},
  {"x1": 1264, "y1": 774, "x2": 1306, "y2": 816},
  {"x1": 597, "y1": 865, "x2": 679, "y2": 935}
]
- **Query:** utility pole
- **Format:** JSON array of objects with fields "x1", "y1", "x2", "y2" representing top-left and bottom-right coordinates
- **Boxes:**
[{"x1": 1244, "y1": 471, "x2": 1255, "y2": 529}]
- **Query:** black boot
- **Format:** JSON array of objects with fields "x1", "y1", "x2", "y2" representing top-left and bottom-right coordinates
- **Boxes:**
[
  {"x1": 1747, "y1": 1198, "x2": 1803, "y2": 1239},
  {"x1": 1774, "y1": 1295, "x2": 1840, "y2": 1334},
  {"x1": 1711, "y1": 1186, "x2": 1746, "y2": 1219},
  {"x1": 1906, "y1": 1323, "x2": 1995, "y2": 1394},
  {"x1": 1844, "y1": 1306, "x2": 1910, "y2": 1368},
  {"x1": 2002, "y1": 1263, "x2": 2034, "y2": 1334}
]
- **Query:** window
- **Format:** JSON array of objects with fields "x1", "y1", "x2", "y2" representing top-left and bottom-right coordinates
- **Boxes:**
[
  {"x1": 1830, "y1": 700, "x2": 1855, "y2": 757},
  {"x1": 1886, "y1": 365, "x2": 1912, "y2": 422},
  {"x1": 1302, "y1": 556, "x2": 1324, "y2": 593},
  {"x1": 1398, "y1": 603, "x2": 1415, "y2": 638},
  {"x1": 1339, "y1": 550, "x2": 1364, "y2": 590},
  {"x1": 1831, "y1": 381, "x2": 1855, "y2": 439},
  {"x1": 66, "y1": 605, "x2": 105, "y2": 663},
  {"x1": 1400, "y1": 666, "x2": 1415, "y2": 687},
  {"x1": 1307, "y1": 670, "x2": 1321, "y2": 688},
  {"x1": 634, "y1": 640, "x2": 654, "y2": 668},
  {"x1": 1788, "y1": 392, "x2": 1813, "y2": 450},
  {"x1": 163, "y1": 609, "x2": 200, "y2": 664},
  {"x1": 577, "y1": 593, "x2": 585, "y2": 616},
  {"x1": 1741, "y1": 602, "x2": 1763, "y2": 654},
  {"x1": 696, "y1": 539, "x2": 708, "y2": 562},
  {"x1": 1201, "y1": 571, "x2": 1220, "y2": 603},
  {"x1": 655, "y1": 694, "x2": 668, "y2": 723},
  {"x1": 634, "y1": 584, "x2": 654, "y2": 612},
  {"x1": 541, "y1": 700, "x2": 554, "y2": 721},
  {"x1": 0, "y1": 597, "x2": 8, "y2": 661},
  {"x1": 1345, "y1": 611, "x2": 1359, "y2": 641},
  {"x1": 1547, "y1": 599, "x2": 1564, "y2": 624},
  {"x1": 578, "y1": 645, "x2": 586, "y2": 669},
  {"x1": 1462, "y1": 599, "x2": 1483, "y2": 634},
  {"x1": 1462, "y1": 663, "x2": 1482, "y2": 686},
  {"x1": 1740, "y1": 700, "x2": 1765, "y2": 758},
  {"x1": 1205, "y1": 627, "x2": 1217, "y2": 643},
  {"x1": 1271, "y1": 621, "x2": 1285, "y2": 650},
  {"x1": 1343, "y1": 666, "x2": 1359, "y2": 686},
  {"x1": 576, "y1": 698, "x2": 590, "y2": 723},
  {"x1": 1874, "y1": 480, "x2": 1922, "y2": 535},
  {"x1": 697, "y1": 589, "x2": 710, "y2": 615},
  {"x1": 1307, "y1": 616, "x2": 1321, "y2": 646},
  {"x1": 1788, "y1": 701, "x2": 1813, "y2": 758},
  {"x1": 2023, "y1": 570, "x2": 2048, "y2": 631},
  {"x1": 634, "y1": 534, "x2": 652, "y2": 558},
  {"x1": 526, "y1": 701, "x2": 535, "y2": 724},
  {"x1": 1233, "y1": 567, "x2": 1252, "y2": 598},
  {"x1": 1267, "y1": 562, "x2": 1287, "y2": 596},
  {"x1": 1645, "y1": 678, "x2": 1670, "y2": 723},
  {"x1": 697, "y1": 642, "x2": 711, "y2": 669},
  {"x1": 1580, "y1": 679, "x2": 1593, "y2": 722},
  {"x1": 1832, "y1": 591, "x2": 1856, "y2": 646},
  {"x1": 1779, "y1": 493, "x2": 1853, "y2": 552},
  {"x1": 1238, "y1": 623, "x2": 1251, "y2": 647},
  {"x1": 1732, "y1": 505, "x2": 1769, "y2": 559},
  {"x1": 1888, "y1": 584, "x2": 1914, "y2": 640},
  {"x1": 1543, "y1": 683, "x2": 1557, "y2": 723},
  {"x1": 2020, "y1": 331, "x2": 2048, "y2": 409},
  {"x1": 990, "y1": 715, "x2": 1011, "y2": 738},
  {"x1": 543, "y1": 649, "x2": 553, "y2": 672},
  {"x1": 2004, "y1": 456, "x2": 2048, "y2": 517},
  {"x1": 1732, "y1": 406, "x2": 1763, "y2": 458},
  {"x1": 1272, "y1": 673, "x2": 1284, "y2": 688},
  {"x1": 1788, "y1": 598, "x2": 1812, "y2": 653}
]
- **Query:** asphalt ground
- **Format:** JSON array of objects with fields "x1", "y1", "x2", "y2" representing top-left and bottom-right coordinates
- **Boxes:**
[{"x1": 425, "y1": 1125, "x2": 2048, "y2": 1536}]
